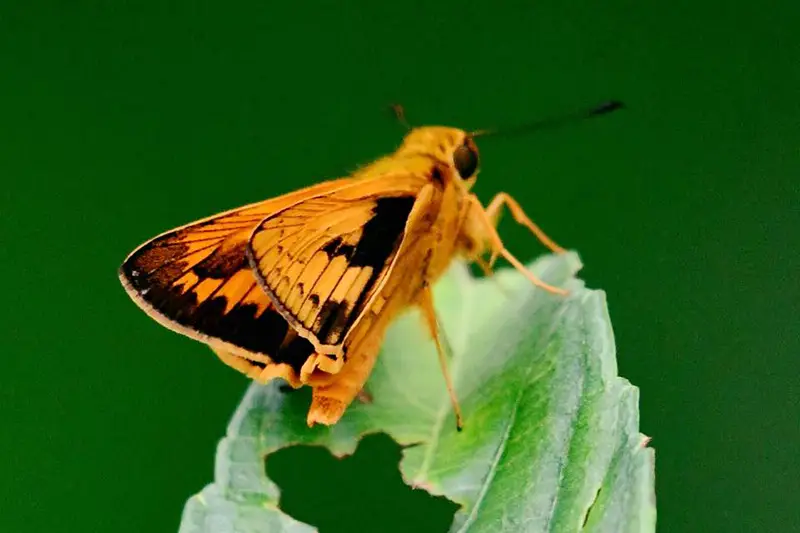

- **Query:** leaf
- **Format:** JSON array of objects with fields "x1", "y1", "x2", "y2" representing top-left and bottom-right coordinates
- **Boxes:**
[{"x1": 178, "y1": 252, "x2": 656, "y2": 533}]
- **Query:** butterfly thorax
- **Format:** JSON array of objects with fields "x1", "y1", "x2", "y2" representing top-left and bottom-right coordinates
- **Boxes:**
[{"x1": 353, "y1": 126, "x2": 471, "y2": 183}]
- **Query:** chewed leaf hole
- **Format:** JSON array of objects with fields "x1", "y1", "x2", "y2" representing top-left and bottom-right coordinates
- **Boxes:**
[{"x1": 266, "y1": 433, "x2": 459, "y2": 532}]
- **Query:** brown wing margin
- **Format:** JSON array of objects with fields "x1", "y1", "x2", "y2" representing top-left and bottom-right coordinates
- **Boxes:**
[{"x1": 118, "y1": 179, "x2": 356, "y2": 374}]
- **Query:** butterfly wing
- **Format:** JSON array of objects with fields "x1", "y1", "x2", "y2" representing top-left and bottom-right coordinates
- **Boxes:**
[
  {"x1": 118, "y1": 178, "x2": 354, "y2": 377},
  {"x1": 247, "y1": 174, "x2": 429, "y2": 352}
]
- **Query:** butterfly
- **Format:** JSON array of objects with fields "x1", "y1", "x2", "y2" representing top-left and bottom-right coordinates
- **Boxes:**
[{"x1": 119, "y1": 102, "x2": 621, "y2": 428}]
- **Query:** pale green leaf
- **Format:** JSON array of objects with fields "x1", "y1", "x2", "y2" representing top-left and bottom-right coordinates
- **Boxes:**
[{"x1": 178, "y1": 252, "x2": 656, "y2": 533}]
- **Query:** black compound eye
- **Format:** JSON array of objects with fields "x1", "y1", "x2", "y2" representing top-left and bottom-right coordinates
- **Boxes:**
[{"x1": 453, "y1": 139, "x2": 479, "y2": 179}]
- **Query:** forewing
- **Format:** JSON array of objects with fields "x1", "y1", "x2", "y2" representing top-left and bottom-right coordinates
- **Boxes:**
[
  {"x1": 118, "y1": 179, "x2": 352, "y2": 373},
  {"x1": 247, "y1": 175, "x2": 426, "y2": 349}
]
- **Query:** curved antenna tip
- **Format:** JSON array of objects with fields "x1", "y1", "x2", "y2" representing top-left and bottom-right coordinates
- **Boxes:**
[{"x1": 589, "y1": 100, "x2": 625, "y2": 116}]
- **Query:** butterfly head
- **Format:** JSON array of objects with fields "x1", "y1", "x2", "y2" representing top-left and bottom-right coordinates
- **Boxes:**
[{"x1": 398, "y1": 126, "x2": 480, "y2": 189}]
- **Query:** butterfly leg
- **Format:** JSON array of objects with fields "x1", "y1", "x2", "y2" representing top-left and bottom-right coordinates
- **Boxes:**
[
  {"x1": 484, "y1": 192, "x2": 566, "y2": 256},
  {"x1": 453, "y1": 195, "x2": 496, "y2": 279},
  {"x1": 357, "y1": 388, "x2": 373, "y2": 404},
  {"x1": 418, "y1": 285, "x2": 464, "y2": 431},
  {"x1": 468, "y1": 195, "x2": 568, "y2": 296},
  {"x1": 212, "y1": 347, "x2": 259, "y2": 377},
  {"x1": 210, "y1": 346, "x2": 305, "y2": 387},
  {"x1": 472, "y1": 255, "x2": 495, "y2": 277}
]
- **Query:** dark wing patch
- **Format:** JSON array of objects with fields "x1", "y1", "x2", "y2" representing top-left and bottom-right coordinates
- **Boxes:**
[
  {"x1": 350, "y1": 196, "x2": 416, "y2": 267},
  {"x1": 119, "y1": 204, "x2": 316, "y2": 373},
  {"x1": 248, "y1": 190, "x2": 418, "y2": 348}
]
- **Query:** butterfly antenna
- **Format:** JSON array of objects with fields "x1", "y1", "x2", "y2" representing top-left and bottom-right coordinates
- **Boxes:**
[
  {"x1": 390, "y1": 103, "x2": 412, "y2": 131},
  {"x1": 471, "y1": 99, "x2": 624, "y2": 138}
]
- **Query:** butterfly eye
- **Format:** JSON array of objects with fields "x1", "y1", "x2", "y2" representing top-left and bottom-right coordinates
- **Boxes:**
[{"x1": 453, "y1": 139, "x2": 479, "y2": 179}]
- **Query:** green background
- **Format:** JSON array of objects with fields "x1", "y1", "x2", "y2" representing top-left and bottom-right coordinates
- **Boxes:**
[{"x1": 1, "y1": 1, "x2": 797, "y2": 532}]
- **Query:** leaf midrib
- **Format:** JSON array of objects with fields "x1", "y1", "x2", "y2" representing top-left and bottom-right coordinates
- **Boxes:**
[
  {"x1": 454, "y1": 279, "x2": 576, "y2": 532},
  {"x1": 454, "y1": 387, "x2": 522, "y2": 532}
]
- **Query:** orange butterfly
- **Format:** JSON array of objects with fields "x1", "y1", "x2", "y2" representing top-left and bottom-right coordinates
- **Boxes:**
[{"x1": 119, "y1": 102, "x2": 621, "y2": 428}]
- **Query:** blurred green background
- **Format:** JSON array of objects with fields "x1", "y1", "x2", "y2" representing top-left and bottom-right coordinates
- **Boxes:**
[{"x1": 1, "y1": 1, "x2": 798, "y2": 532}]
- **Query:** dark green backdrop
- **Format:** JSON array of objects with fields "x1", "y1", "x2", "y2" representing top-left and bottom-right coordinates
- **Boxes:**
[{"x1": 1, "y1": 2, "x2": 797, "y2": 532}]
